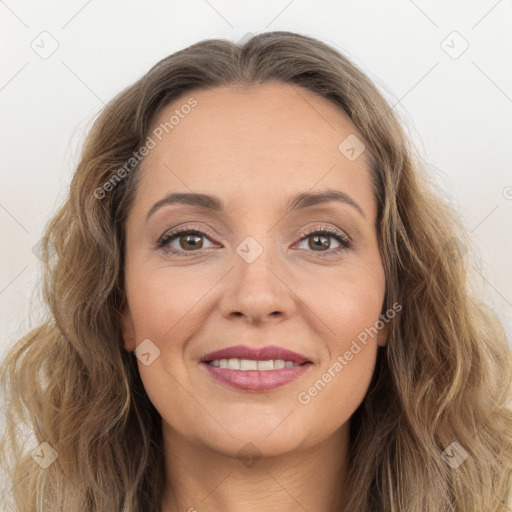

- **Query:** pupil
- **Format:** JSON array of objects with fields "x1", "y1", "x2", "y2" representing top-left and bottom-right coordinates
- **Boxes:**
[
  {"x1": 311, "y1": 235, "x2": 329, "y2": 250},
  {"x1": 182, "y1": 234, "x2": 202, "y2": 250}
]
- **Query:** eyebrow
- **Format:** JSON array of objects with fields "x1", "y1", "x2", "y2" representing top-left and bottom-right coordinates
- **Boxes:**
[{"x1": 145, "y1": 188, "x2": 366, "y2": 223}]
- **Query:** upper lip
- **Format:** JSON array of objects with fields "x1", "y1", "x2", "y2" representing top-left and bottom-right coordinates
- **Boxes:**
[{"x1": 201, "y1": 344, "x2": 311, "y2": 365}]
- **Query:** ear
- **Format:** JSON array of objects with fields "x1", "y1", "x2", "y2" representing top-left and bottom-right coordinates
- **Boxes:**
[
  {"x1": 376, "y1": 320, "x2": 389, "y2": 347},
  {"x1": 120, "y1": 302, "x2": 137, "y2": 352}
]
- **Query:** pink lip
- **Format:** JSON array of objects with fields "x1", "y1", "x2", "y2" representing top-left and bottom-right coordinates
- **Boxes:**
[
  {"x1": 201, "y1": 363, "x2": 313, "y2": 392},
  {"x1": 199, "y1": 344, "x2": 313, "y2": 392},
  {"x1": 201, "y1": 344, "x2": 311, "y2": 364}
]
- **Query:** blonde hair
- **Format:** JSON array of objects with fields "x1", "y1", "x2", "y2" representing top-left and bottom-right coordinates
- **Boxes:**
[{"x1": 1, "y1": 31, "x2": 511, "y2": 511}]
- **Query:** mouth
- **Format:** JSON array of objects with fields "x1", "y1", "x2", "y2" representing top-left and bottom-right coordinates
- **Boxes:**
[{"x1": 199, "y1": 344, "x2": 314, "y2": 392}]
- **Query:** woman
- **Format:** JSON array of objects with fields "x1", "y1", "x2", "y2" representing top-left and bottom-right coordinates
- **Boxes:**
[{"x1": 1, "y1": 31, "x2": 511, "y2": 512}]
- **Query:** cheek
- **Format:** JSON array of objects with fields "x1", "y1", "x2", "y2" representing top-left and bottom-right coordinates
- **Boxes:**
[
  {"x1": 291, "y1": 264, "x2": 383, "y2": 427},
  {"x1": 294, "y1": 273, "x2": 383, "y2": 429},
  {"x1": 298, "y1": 259, "x2": 385, "y2": 343},
  {"x1": 125, "y1": 266, "x2": 214, "y2": 341}
]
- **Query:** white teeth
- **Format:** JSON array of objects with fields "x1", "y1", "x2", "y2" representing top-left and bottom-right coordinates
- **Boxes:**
[
  {"x1": 208, "y1": 358, "x2": 300, "y2": 370},
  {"x1": 257, "y1": 360, "x2": 273, "y2": 370},
  {"x1": 227, "y1": 358, "x2": 238, "y2": 370},
  {"x1": 240, "y1": 359, "x2": 258, "y2": 370}
]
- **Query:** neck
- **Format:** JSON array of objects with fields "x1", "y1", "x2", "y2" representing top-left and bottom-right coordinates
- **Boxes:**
[{"x1": 160, "y1": 423, "x2": 349, "y2": 512}]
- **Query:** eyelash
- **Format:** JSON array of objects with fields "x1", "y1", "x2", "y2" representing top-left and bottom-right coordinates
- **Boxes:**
[{"x1": 156, "y1": 224, "x2": 352, "y2": 258}]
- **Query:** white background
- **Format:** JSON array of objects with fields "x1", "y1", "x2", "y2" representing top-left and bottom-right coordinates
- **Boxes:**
[{"x1": 1, "y1": 0, "x2": 511, "y2": 357}]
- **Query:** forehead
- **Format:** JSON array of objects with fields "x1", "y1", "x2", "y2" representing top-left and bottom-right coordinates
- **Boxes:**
[{"x1": 132, "y1": 81, "x2": 375, "y2": 221}]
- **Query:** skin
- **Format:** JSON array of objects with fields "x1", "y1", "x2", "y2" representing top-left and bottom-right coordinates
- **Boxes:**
[{"x1": 120, "y1": 81, "x2": 388, "y2": 512}]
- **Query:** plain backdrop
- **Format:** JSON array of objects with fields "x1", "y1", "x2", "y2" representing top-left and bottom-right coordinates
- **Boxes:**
[{"x1": 1, "y1": 0, "x2": 511, "y2": 359}]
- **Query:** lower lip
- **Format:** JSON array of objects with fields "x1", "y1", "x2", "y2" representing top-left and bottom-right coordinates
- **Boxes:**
[{"x1": 201, "y1": 362, "x2": 313, "y2": 392}]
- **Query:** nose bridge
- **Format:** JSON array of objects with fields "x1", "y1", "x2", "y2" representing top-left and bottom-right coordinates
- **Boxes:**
[
  {"x1": 219, "y1": 230, "x2": 294, "y2": 321},
  {"x1": 234, "y1": 230, "x2": 281, "y2": 292}
]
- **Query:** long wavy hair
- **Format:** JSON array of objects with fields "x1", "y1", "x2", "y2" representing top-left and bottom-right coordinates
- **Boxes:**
[{"x1": 1, "y1": 31, "x2": 511, "y2": 511}]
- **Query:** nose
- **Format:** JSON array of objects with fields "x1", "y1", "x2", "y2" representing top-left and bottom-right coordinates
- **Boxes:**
[{"x1": 218, "y1": 239, "x2": 296, "y2": 325}]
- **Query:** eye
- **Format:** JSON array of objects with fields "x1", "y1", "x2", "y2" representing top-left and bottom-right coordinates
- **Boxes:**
[
  {"x1": 156, "y1": 226, "x2": 218, "y2": 255},
  {"x1": 293, "y1": 225, "x2": 351, "y2": 255},
  {"x1": 156, "y1": 224, "x2": 351, "y2": 257}
]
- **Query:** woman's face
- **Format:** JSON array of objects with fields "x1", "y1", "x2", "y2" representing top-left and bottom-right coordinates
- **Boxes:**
[{"x1": 121, "y1": 82, "x2": 387, "y2": 458}]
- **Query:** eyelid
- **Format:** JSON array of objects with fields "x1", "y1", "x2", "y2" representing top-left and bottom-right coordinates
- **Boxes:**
[{"x1": 296, "y1": 223, "x2": 351, "y2": 243}]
